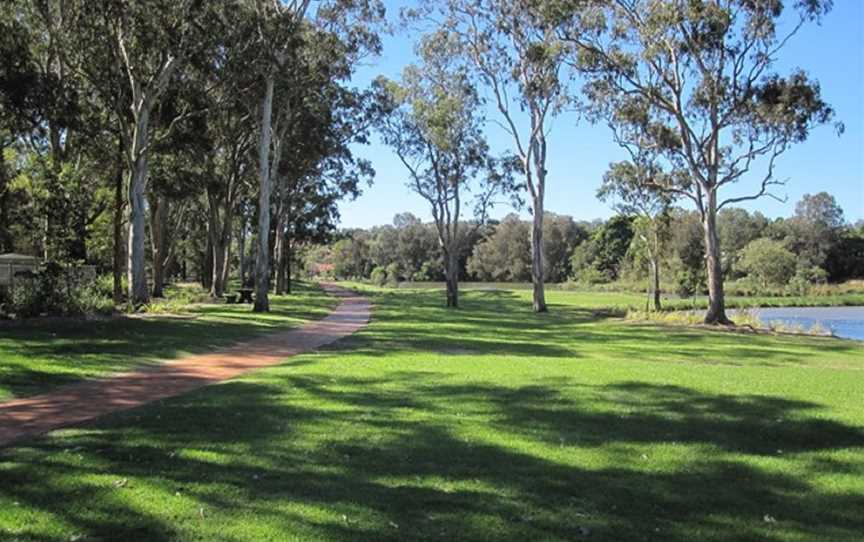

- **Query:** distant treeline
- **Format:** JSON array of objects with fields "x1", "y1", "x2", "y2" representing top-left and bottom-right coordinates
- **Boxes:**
[{"x1": 308, "y1": 192, "x2": 864, "y2": 295}]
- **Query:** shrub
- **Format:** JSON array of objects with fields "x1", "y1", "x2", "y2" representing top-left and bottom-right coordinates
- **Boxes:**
[
  {"x1": 675, "y1": 269, "x2": 704, "y2": 298},
  {"x1": 786, "y1": 264, "x2": 828, "y2": 296},
  {"x1": 71, "y1": 284, "x2": 115, "y2": 315},
  {"x1": 385, "y1": 263, "x2": 401, "y2": 286},
  {"x1": 739, "y1": 238, "x2": 797, "y2": 289},
  {"x1": 6, "y1": 262, "x2": 114, "y2": 318},
  {"x1": 573, "y1": 266, "x2": 610, "y2": 285},
  {"x1": 94, "y1": 273, "x2": 123, "y2": 299},
  {"x1": 370, "y1": 266, "x2": 388, "y2": 286}
]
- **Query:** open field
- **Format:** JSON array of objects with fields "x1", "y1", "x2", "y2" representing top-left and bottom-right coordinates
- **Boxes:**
[
  {"x1": 392, "y1": 281, "x2": 864, "y2": 311},
  {"x1": 2, "y1": 284, "x2": 863, "y2": 541}
]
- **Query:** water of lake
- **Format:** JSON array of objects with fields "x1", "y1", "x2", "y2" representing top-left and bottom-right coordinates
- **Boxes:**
[{"x1": 744, "y1": 306, "x2": 864, "y2": 341}]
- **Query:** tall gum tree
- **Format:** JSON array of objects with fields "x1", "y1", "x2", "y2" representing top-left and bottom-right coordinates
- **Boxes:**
[
  {"x1": 421, "y1": 0, "x2": 574, "y2": 312},
  {"x1": 112, "y1": 0, "x2": 209, "y2": 306},
  {"x1": 598, "y1": 158, "x2": 674, "y2": 311},
  {"x1": 249, "y1": 0, "x2": 383, "y2": 312},
  {"x1": 374, "y1": 31, "x2": 515, "y2": 308},
  {"x1": 552, "y1": 0, "x2": 838, "y2": 324}
]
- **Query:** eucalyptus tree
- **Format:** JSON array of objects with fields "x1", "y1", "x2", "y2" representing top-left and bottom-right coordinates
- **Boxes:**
[
  {"x1": 598, "y1": 156, "x2": 674, "y2": 310},
  {"x1": 270, "y1": 24, "x2": 377, "y2": 295},
  {"x1": 375, "y1": 32, "x2": 514, "y2": 308},
  {"x1": 196, "y1": 10, "x2": 260, "y2": 298},
  {"x1": 0, "y1": 17, "x2": 32, "y2": 252},
  {"x1": 786, "y1": 191, "x2": 845, "y2": 268},
  {"x1": 0, "y1": 0, "x2": 100, "y2": 262},
  {"x1": 147, "y1": 99, "x2": 209, "y2": 298},
  {"x1": 248, "y1": 0, "x2": 384, "y2": 312},
  {"x1": 555, "y1": 0, "x2": 838, "y2": 323},
  {"x1": 58, "y1": 0, "x2": 133, "y2": 301},
  {"x1": 148, "y1": 155, "x2": 197, "y2": 298},
  {"x1": 247, "y1": 0, "x2": 309, "y2": 311},
  {"x1": 109, "y1": 0, "x2": 213, "y2": 305},
  {"x1": 204, "y1": 109, "x2": 255, "y2": 298},
  {"x1": 426, "y1": 0, "x2": 575, "y2": 312}
]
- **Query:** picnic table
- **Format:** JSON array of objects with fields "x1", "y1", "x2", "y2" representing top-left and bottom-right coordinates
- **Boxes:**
[{"x1": 238, "y1": 288, "x2": 254, "y2": 304}]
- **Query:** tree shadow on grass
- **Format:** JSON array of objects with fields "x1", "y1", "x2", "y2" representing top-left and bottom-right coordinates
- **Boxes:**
[
  {"x1": 0, "y1": 288, "x2": 335, "y2": 399},
  {"x1": 1, "y1": 374, "x2": 863, "y2": 541},
  {"x1": 340, "y1": 288, "x2": 864, "y2": 369}
]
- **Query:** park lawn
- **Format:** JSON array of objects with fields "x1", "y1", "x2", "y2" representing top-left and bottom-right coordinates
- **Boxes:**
[
  {"x1": 0, "y1": 282, "x2": 337, "y2": 401},
  {"x1": 398, "y1": 281, "x2": 864, "y2": 311},
  {"x1": 1, "y1": 285, "x2": 864, "y2": 541}
]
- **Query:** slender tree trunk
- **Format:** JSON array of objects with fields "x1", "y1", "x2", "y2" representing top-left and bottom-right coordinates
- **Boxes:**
[
  {"x1": 220, "y1": 235, "x2": 231, "y2": 294},
  {"x1": 206, "y1": 192, "x2": 229, "y2": 298},
  {"x1": 127, "y1": 110, "x2": 151, "y2": 306},
  {"x1": 211, "y1": 242, "x2": 226, "y2": 297},
  {"x1": 273, "y1": 198, "x2": 288, "y2": 295},
  {"x1": 113, "y1": 145, "x2": 125, "y2": 304},
  {"x1": 239, "y1": 217, "x2": 246, "y2": 287},
  {"x1": 202, "y1": 236, "x2": 213, "y2": 291},
  {"x1": 285, "y1": 237, "x2": 292, "y2": 294},
  {"x1": 530, "y1": 196, "x2": 547, "y2": 313},
  {"x1": 275, "y1": 232, "x2": 286, "y2": 295},
  {"x1": 150, "y1": 195, "x2": 168, "y2": 298},
  {"x1": 445, "y1": 250, "x2": 459, "y2": 308},
  {"x1": 0, "y1": 145, "x2": 13, "y2": 253},
  {"x1": 651, "y1": 258, "x2": 661, "y2": 311},
  {"x1": 254, "y1": 77, "x2": 275, "y2": 312},
  {"x1": 703, "y1": 190, "x2": 731, "y2": 324}
]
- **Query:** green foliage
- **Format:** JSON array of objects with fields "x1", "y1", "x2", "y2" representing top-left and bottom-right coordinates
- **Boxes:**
[
  {"x1": 718, "y1": 208, "x2": 770, "y2": 277},
  {"x1": 826, "y1": 233, "x2": 864, "y2": 281},
  {"x1": 370, "y1": 266, "x2": 388, "y2": 286},
  {"x1": 739, "y1": 238, "x2": 797, "y2": 289},
  {"x1": 543, "y1": 213, "x2": 589, "y2": 282},
  {"x1": 575, "y1": 265, "x2": 610, "y2": 285},
  {"x1": 570, "y1": 215, "x2": 634, "y2": 282},
  {"x1": 331, "y1": 237, "x2": 372, "y2": 279},
  {"x1": 5, "y1": 262, "x2": 113, "y2": 318},
  {"x1": 468, "y1": 214, "x2": 532, "y2": 282},
  {"x1": 675, "y1": 268, "x2": 704, "y2": 298},
  {"x1": 786, "y1": 264, "x2": 828, "y2": 296},
  {"x1": 384, "y1": 262, "x2": 401, "y2": 285},
  {"x1": 412, "y1": 261, "x2": 439, "y2": 282}
]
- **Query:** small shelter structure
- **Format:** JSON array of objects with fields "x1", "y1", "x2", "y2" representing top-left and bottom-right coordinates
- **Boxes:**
[{"x1": 0, "y1": 253, "x2": 40, "y2": 288}]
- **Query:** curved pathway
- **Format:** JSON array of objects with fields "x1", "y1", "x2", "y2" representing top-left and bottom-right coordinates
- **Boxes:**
[{"x1": 0, "y1": 284, "x2": 371, "y2": 448}]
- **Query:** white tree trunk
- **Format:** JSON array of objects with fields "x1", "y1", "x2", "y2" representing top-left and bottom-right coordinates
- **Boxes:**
[
  {"x1": 127, "y1": 108, "x2": 151, "y2": 306},
  {"x1": 530, "y1": 192, "x2": 547, "y2": 313}
]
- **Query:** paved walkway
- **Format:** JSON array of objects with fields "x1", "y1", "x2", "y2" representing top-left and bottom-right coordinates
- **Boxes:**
[{"x1": 0, "y1": 284, "x2": 371, "y2": 448}]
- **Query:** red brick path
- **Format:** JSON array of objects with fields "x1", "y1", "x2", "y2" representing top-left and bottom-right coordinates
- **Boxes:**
[{"x1": 0, "y1": 284, "x2": 371, "y2": 448}]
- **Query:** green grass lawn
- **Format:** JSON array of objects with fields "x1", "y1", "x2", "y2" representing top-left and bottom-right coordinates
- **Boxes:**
[
  {"x1": 2, "y1": 285, "x2": 863, "y2": 541},
  {"x1": 0, "y1": 282, "x2": 336, "y2": 401},
  {"x1": 398, "y1": 281, "x2": 864, "y2": 311}
]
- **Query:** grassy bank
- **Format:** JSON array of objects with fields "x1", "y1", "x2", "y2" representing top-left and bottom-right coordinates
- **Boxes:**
[
  {"x1": 0, "y1": 282, "x2": 336, "y2": 401},
  {"x1": 1, "y1": 285, "x2": 862, "y2": 541}
]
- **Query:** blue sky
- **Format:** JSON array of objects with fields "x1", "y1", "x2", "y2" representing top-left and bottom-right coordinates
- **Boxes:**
[{"x1": 340, "y1": 0, "x2": 864, "y2": 228}]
